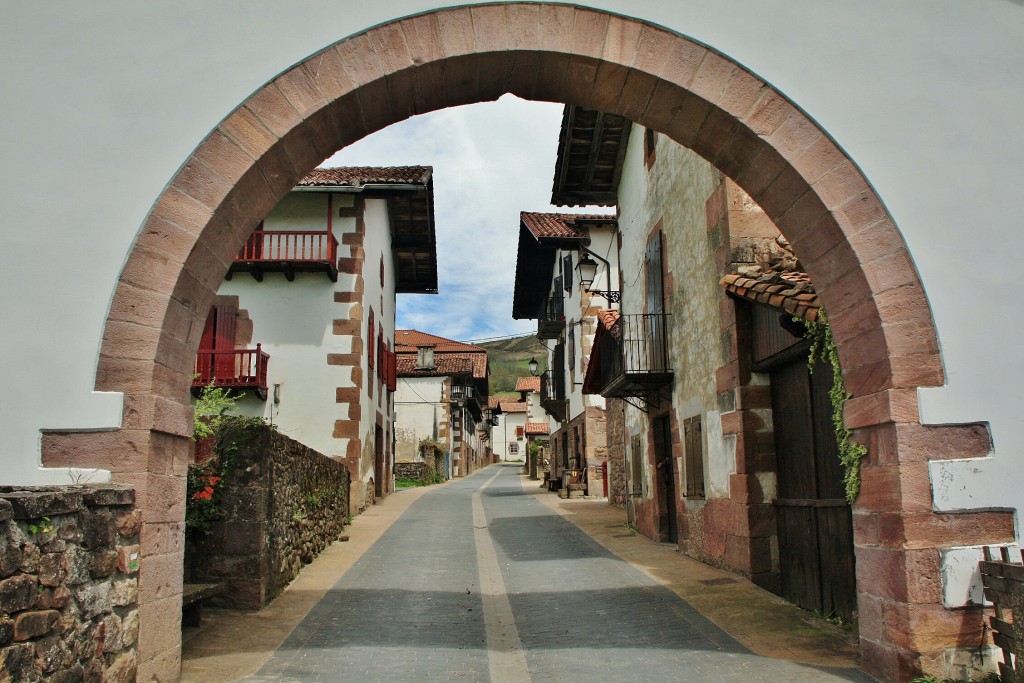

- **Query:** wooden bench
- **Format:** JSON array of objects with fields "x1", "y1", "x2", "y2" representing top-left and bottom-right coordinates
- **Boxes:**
[{"x1": 181, "y1": 582, "x2": 224, "y2": 628}]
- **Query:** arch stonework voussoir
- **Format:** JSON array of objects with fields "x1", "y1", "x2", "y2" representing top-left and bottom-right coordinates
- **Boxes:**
[{"x1": 40, "y1": 4, "x2": 1007, "y2": 680}]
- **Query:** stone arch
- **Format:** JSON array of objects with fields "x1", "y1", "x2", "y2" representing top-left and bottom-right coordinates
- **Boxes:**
[{"x1": 46, "y1": 4, "x2": 1009, "y2": 679}]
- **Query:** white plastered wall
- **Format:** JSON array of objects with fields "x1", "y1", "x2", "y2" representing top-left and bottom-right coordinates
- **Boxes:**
[
  {"x1": 394, "y1": 375, "x2": 446, "y2": 461},
  {"x1": 1, "y1": 1, "x2": 1022, "y2": 547}
]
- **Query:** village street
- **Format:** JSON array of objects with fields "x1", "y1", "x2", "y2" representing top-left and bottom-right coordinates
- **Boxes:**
[{"x1": 183, "y1": 464, "x2": 872, "y2": 682}]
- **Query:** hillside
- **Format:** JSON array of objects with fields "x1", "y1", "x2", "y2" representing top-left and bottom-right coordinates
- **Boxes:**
[{"x1": 476, "y1": 335, "x2": 549, "y2": 395}]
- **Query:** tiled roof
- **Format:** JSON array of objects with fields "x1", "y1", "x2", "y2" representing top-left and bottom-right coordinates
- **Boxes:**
[
  {"x1": 520, "y1": 212, "x2": 614, "y2": 241},
  {"x1": 720, "y1": 271, "x2": 820, "y2": 322},
  {"x1": 299, "y1": 166, "x2": 432, "y2": 187},
  {"x1": 525, "y1": 422, "x2": 550, "y2": 435},
  {"x1": 596, "y1": 309, "x2": 621, "y2": 331},
  {"x1": 515, "y1": 377, "x2": 540, "y2": 393},
  {"x1": 395, "y1": 330, "x2": 488, "y2": 354},
  {"x1": 396, "y1": 354, "x2": 480, "y2": 378},
  {"x1": 500, "y1": 402, "x2": 528, "y2": 413},
  {"x1": 488, "y1": 396, "x2": 503, "y2": 410}
]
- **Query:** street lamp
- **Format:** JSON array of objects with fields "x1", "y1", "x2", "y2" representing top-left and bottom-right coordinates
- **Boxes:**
[
  {"x1": 528, "y1": 357, "x2": 539, "y2": 376},
  {"x1": 576, "y1": 246, "x2": 620, "y2": 303}
]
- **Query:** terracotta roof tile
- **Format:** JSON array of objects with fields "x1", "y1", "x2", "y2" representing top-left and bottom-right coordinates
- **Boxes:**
[
  {"x1": 515, "y1": 377, "x2": 541, "y2": 393},
  {"x1": 488, "y1": 396, "x2": 503, "y2": 410},
  {"x1": 396, "y1": 354, "x2": 479, "y2": 377},
  {"x1": 500, "y1": 402, "x2": 528, "y2": 413},
  {"x1": 299, "y1": 166, "x2": 432, "y2": 187},
  {"x1": 520, "y1": 212, "x2": 614, "y2": 241},
  {"x1": 720, "y1": 271, "x2": 821, "y2": 322},
  {"x1": 596, "y1": 309, "x2": 621, "y2": 331},
  {"x1": 525, "y1": 422, "x2": 550, "y2": 435},
  {"x1": 395, "y1": 330, "x2": 488, "y2": 354}
]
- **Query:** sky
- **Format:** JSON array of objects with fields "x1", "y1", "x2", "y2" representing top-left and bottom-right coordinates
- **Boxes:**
[{"x1": 323, "y1": 95, "x2": 609, "y2": 344}]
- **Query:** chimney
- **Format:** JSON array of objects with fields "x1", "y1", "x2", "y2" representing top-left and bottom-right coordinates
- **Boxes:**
[{"x1": 416, "y1": 345, "x2": 436, "y2": 370}]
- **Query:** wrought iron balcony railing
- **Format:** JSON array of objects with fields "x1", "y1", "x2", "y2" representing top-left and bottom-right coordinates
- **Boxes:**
[
  {"x1": 536, "y1": 293, "x2": 565, "y2": 339},
  {"x1": 593, "y1": 313, "x2": 672, "y2": 398},
  {"x1": 539, "y1": 369, "x2": 568, "y2": 421}
]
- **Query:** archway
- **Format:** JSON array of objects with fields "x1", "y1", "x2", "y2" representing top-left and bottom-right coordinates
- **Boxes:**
[{"x1": 42, "y1": 4, "x2": 1010, "y2": 679}]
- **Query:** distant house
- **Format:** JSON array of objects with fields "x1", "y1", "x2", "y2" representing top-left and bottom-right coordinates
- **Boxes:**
[
  {"x1": 394, "y1": 330, "x2": 492, "y2": 478},
  {"x1": 195, "y1": 166, "x2": 438, "y2": 514},
  {"x1": 511, "y1": 210, "x2": 615, "y2": 497}
]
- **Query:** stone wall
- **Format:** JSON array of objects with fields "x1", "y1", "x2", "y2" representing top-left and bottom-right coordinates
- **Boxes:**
[
  {"x1": 394, "y1": 461, "x2": 426, "y2": 480},
  {"x1": 0, "y1": 485, "x2": 139, "y2": 682},
  {"x1": 186, "y1": 419, "x2": 350, "y2": 609}
]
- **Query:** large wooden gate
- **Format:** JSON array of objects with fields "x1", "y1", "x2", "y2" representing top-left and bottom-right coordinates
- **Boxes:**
[{"x1": 770, "y1": 355, "x2": 857, "y2": 621}]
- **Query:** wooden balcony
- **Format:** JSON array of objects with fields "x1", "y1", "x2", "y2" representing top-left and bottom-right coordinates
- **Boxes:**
[
  {"x1": 193, "y1": 345, "x2": 270, "y2": 400},
  {"x1": 539, "y1": 370, "x2": 568, "y2": 421},
  {"x1": 591, "y1": 313, "x2": 673, "y2": 399},
  {"x1": 227, "y1": 230, "x2": 339, "y2": 282}
]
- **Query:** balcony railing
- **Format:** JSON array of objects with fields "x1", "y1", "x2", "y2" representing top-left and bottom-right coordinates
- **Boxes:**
[
  {"x1": 193, "y1": 345, "x2": 270, "y2": 400},
  {"x1": 537, "y1": 293, "x2": 565, "y2": 339},
  {"x1": 227, "y1": 230, "x2": 339, "y2": 282},
  {"x1": 539, "y1": 370, "x2": 568, "y2": 421},
  {"x1": 593, "y1": 313, "x2": 672, "y2": 398}
]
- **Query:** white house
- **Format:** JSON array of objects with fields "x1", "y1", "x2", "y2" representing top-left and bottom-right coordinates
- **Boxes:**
[
  {"x1": 200, "y1": 166, "x2": 438, "y2": 512},
  {"x1": 394, "y1": 330, "x2": 492, "y2": 479}
]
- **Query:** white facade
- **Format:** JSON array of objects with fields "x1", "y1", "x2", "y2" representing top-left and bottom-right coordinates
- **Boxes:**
[
  {"x1": 394, "y1": 375, "x2": 447, "y2": 461},
  {"x1": 493, "y1": 408, "x2": 528, "y2": 462},
  {"x1": 1, "y1": 2, "x2": 1023, "y2": 539}
]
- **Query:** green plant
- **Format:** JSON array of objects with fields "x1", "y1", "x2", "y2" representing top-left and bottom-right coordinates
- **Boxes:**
[
  {"x1": 799, "y1": 310, "x2": 868, "y2": 503},
  {"x1": 27, "y1": 517, "x2": 54, "y2": 538},
  {"x1": 185, "y1": 412, "x2": 262, "y2": 536},
  {"x1": 192, "y1": 380, "x2": 237, "y2": 439},
  {"x1": 810, "y1": 608, "x2": 851, "y2": 631}
]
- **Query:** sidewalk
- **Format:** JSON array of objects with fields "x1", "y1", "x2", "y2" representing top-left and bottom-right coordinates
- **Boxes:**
[{"x1": 181, "y1": 467, "x2": 861, "y2": 681}]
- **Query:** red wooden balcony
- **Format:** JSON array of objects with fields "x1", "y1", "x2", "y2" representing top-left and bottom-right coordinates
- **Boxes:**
[
  {"x1": 192, "y1": 345, "x2": 270, "y2": 400},
  {"x1": 227, "y1": 230, "x2": 339, "y2": 282}
]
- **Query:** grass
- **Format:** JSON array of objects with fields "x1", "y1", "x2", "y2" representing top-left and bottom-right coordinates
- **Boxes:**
[{"x1": 395, "y1": 477, "x2": 428, "y2": 489}]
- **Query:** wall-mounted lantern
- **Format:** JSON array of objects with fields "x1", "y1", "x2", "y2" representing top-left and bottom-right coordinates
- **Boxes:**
[
  {"x1": 576, "y1": 246, "x2": 621, "y2": 303},
  {"x1": 528, "y1": 357, "x2": 539, "y2": 376}
]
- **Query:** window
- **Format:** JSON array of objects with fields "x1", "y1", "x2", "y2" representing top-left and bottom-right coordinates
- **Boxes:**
[
  {"x1": 516, "y1": 426, "x2": 524, "y2": 440},
  {"x1": 509, "y1": 443, "x2": 519, "y2": 456},
  {"x1": 562, "y1": 253, "x2": 573, "y2": 292},
  {"x1": 683, "y1": 414, "x2": 705, "y2": 498},
  {"x1": 568, "y1": 326, "x2": 576, "y2": 375},
  {"x1": 644, "y1": 128, "x2": 657, "y2": 168},
  {"x1": 629, "y1": 434, "x2": 644, "y2": 495}
]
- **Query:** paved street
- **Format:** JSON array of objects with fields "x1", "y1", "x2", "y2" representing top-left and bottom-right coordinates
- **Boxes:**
[{"x1": 239, "y1": 465, "x2": 872, "y2": 682}]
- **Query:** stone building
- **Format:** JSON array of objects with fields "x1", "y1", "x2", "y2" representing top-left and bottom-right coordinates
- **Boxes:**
[{"x1": 511, "y1": 210, "x2": 615, "y2": 497}]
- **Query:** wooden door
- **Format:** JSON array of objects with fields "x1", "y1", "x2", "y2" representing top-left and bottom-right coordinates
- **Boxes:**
[
  {"x1": 653, "y1": 414, "x2": 678, "y2": 543},
  {"x1": 771, "y1": 356, "x2": 856, "y2": 621}
]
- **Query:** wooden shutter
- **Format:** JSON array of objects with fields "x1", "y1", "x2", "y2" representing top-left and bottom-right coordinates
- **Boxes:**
[
  {"x1": 562, "y1": 254, "x2": 573, "y2": 291},
  {"x1": 196, "y1": 308, "x2": 217, "y2": 382},
  {"x1": 213, "y1": 304, "x2": 237, "y2": 379},
  {"x1": 684, "y1": 415, "x2": 705, "y2": 498},
  {"x1": 644, "y1": 230, "x2": 666, "y2": 370},
  {"x1": 367, "y1": 310, "x2": 375, "y2": 370},
  {"x1": 387, "y1": 344, "x2": 397, "y2": 391}
]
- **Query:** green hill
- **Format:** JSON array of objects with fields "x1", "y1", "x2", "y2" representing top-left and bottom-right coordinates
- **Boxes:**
[{"x1": 476, "y1": 335, "x2": 549, "y2": 395}]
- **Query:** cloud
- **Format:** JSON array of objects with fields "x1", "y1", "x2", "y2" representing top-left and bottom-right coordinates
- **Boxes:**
[{"x1": 324, "y1": 95, "x2": 607, "y2": 343}]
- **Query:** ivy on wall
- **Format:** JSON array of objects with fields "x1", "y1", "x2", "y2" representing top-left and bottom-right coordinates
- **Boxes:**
[{"x1": 800, "y1": 311, "x2": 868, "y2": 504}]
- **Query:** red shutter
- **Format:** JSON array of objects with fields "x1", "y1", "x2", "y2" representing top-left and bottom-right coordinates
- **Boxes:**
[
  {"x1": 214, "y1": 304, "x2": 237, "y2": 379},
  {"x1": 387, "y1": 344, "x2": 397, "y2": 391},
  {"x1": 516, "y1": 426, "x2": 524, "y2": 439},
  {"x1": 196, "y1": 308, "x2": 217, "y2": 382},
  {"x1": 377, "y1": 331, "x2": 385, "y2": 381},
  {"x1": 368, "y1": 311, "x2": 375, "y2": 370}
]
